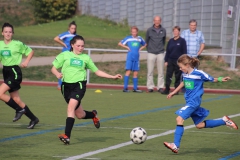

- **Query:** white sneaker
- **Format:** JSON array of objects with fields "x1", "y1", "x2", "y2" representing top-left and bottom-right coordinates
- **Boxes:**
[
  {"x1": 222, "y1": 116, "x2": 238, "y2": 130},
  {"x1": 163, "y1": 142, "x2": 179, "y2": 153}
]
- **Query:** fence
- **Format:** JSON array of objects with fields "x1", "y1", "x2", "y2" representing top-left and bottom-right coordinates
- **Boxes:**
[{"x1": 29, "y1": 45, "x2": 240, "y2": 83}]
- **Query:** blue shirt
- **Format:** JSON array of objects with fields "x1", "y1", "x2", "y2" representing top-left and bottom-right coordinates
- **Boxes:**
[
  {"x1": 59, "y1": 31, "x2": 76, "y2": 52},
  {"x1": 120, "y1": 36, "x2": 146, "y2": 61},
  {"x1": 181, "y1": 29, "x2": 205, "y2": 58},
  {"x1": 164, "y1": 37, "x2": 187, "y2": 62},
  {"x1": 182, "y1": 69, "x2": 214, "y2": 107}
]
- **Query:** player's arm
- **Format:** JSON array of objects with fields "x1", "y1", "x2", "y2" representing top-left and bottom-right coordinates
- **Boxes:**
[
  {"x1": 118, "y1": 42, "x2": 130, "y2": 51},
  {"x1": 213, "y1": 77, "x2": 231, "y2": 82},
  {"x1": 54, "y1": 36, "x2": 67, "y2": 48},
  {"x1": 95, "y1": 70, "x2": 122, "y2": 79},
  {"x1": 21, "y1": 50, "x2": 34, "y2": 68},
  {"x1": 139, "y1": 44, "x2": 147, "y2": 51},
  {"x1": 51, "y1": 66, "x2": 62, "y2": 79},
  {"x1": 167, "y1": 82, "x2": 184, "y2": 99}
]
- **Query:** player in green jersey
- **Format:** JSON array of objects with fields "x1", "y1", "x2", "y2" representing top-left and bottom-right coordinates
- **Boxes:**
[
  {"x1": 0, "y1": 23, "x2": 39, "y2": 129},
  {"x1": 51, "y1": 35, "x2": 122, "y2": 145}
]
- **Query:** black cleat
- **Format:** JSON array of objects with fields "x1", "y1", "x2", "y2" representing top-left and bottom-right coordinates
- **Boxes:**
[
  {"x1": 13, "y1": 109, "x2": 26, "y2": 122},
  {"x1": 92, "y1": 110, "x2": 100, "y2": 129},
  {"x1": 58, "y1": 134, "x2": 70, "y2": 145},
  {"x1": 27, "y1": 118, "x2": 39, "y2": 129}
]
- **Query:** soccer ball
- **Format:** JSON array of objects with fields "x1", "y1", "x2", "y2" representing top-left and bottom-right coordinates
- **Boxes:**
[{"x1": 130, "y1": 127, "x2": 147, "y2": 144}]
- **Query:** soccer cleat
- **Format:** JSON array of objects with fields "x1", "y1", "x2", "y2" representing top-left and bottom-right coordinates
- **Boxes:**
[
  {"x1": 123, "y1": 89, "x2": 130, "y2": 92},
  {"x1": 58, "y1": 134, "x2": 70, "y2": 145},
  {"x1": 92, "y1": 110, "x2": 100, "y2": 129},
  {"x1": 133, "y1": 89, "x2": 143, "y2": 93},
  {"x1": 163, "y1": 142, "x2": 179, "y2": 153},
  {"x1": 27, "y1": 118, "x2": 39, "y2": 129},
  {"x1": 222, "y1": 116, "x2": 238, "y2": 130},
  {"x1": 13, "y1": 108, "x2": 26, "y2": 122}
]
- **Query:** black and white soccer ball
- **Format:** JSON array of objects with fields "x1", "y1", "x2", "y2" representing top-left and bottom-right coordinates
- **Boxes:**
[{"x1": 130, "y1": 127, "x2": 147, "y2": 144}]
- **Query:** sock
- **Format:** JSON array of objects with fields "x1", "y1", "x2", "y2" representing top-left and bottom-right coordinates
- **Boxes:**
[
  {"x1": 123, "y1": 76, "x2": 129, "y2": 90},
  {"x1": 24, "y1": 105, "x2": 37, "y2": 120},
  {"x1": 65, "y1": 117, "x2": 75, "y2": 138},
  {"x1": 58, "y1": 78, "x2": 62, "y2": 86},
  {"x1": 133, "y1": 78, "x2": 138, "y2": 90},
  {"x1": 5, "y1": 98, "x2": 22, "y2": 111},
  {"x1": 204, "y1": 119, "x2": 226, "y2": 128},
  {"x1": 83, "y1": 110, "x2": 95, "y2": 119},
  {"x1": 174, "y1": 125, "x2": 184, "y2": 148}
]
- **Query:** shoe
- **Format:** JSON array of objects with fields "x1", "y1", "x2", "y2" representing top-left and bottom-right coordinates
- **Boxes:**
[
  {"x1": 146, "y1": 89, "x2": 154, "y2": 93},
  {"x1": 222, "y1": 116, "x2": 238, "y2": 130},
  {"x1": 133, "y1": 89, "x2": 143, "y2": 93},
  {"x1": 158, "y1": 88, "x2": 164, "y2": 94},
  {"x1": 13, "y1": 108, "x2": 26, "y2": 122},
  {"x1": 58, "y1": 134, "x2": 70, "y2": 145},
  {"x1": 92, "y1": 110, "x2": 100, "y2": 129},
  {"x1": 27, "y1": 118, "x2": 39, "y2": 129},
  {"x1": 123, "y1": 89, "x2": 130, "y2": 92},
  {"x1": 161, "y1": 89, "x2": 169, "y2": 95},
  {"x1": 163, "y1": 142, "x2": 179, "y2": 153}
]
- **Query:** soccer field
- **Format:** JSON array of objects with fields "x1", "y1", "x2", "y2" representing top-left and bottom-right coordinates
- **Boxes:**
[{"x1": 0, "y1": 86, "x2": 239, "y2": 160}]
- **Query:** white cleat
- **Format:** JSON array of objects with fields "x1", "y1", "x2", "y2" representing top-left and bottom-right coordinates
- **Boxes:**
[{"x1": 222, "y1": 116, "x2": 238, "y2": 130}]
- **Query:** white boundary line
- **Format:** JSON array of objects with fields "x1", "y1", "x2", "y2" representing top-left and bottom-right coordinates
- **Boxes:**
[{"x1": 63, "y1": 113, "x2": 240, "y2": 160}]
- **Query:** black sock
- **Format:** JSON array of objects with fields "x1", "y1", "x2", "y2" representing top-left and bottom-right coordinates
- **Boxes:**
[
  {"x1": 24, "y1": 105, "x2": 37, "y2": 120},
  {"x1": 83, "y1": 110, "x2": 95, "y2": 119},
  {"x1": 65, "y1": 117, "x2": 75, "y2": 138},
  {"x1": 5, "y1": 98, "x2": 22, "y2": 111}
]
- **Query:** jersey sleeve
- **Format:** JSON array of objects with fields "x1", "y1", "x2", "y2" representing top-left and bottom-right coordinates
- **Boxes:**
[
  {"x1": 18, "y1": 41, "x2": 32, "y2": 56},
  {"x1": 52, "y1": 52, "x2": 65, "y2": 69},
  {"x1": 199, "y1": 70, "x2": 214, "y2": 82},
  {"x1": 85, "y1": 56, "x2": 98, "y2": 72},
  {"x1": 120, "y1": 36, "x2": 129, "y2": 45},
  {"x1": 139, "y1": 36, "x2": 146, "y2": 46},
  {"x1": 58, "y1": 32, "x2": 66, "y2": 40}
]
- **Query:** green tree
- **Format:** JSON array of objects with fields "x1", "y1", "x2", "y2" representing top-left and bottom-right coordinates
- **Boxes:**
[{"x1": 32, "y1": 0, "x2": 77, "y2": 23}]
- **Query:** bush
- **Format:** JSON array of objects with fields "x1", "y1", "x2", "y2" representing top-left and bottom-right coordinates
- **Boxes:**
[{"x1": 32, "y1": 0, "x2": 77, "y2": 23}]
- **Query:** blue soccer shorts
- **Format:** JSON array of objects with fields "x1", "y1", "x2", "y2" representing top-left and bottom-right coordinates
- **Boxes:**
[
  {"x1": 125, "y1": 60, "x2": 140, "y2": 71},
  {"x1": 175, "y1": 105, "x2": 209, "y2": 125}
]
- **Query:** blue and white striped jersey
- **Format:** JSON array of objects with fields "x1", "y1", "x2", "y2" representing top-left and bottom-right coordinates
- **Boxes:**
[
  {"x1": 59, "y1": 31, "x2": 76, "y2": 52},
  {"x1": 120, "y1": 36, "x2": 146, "y2": 61},
  {"x1": 182, "y1": 69, "x2": 214, "y2": 107}
]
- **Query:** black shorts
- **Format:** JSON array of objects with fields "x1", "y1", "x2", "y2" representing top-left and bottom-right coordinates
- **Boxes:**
[
  {"x1": 61, "y1": 81, "x2": 87, "y2": 109},
  {"x1": 2, "y1": 65, "x2": 22, "y2": 93}
]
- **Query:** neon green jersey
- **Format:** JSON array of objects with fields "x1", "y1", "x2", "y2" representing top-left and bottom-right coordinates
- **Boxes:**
[
  {"x1": 0, "y1": 40, "x2": 32, "y2": 66},
  {"x1": 52, "y1": 51, "x2": 98, "y2": 83}
]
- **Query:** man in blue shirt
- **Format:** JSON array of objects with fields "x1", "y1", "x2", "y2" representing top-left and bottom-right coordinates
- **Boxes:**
[
  {"x1": 118, "y1": 26, "x2": 146, "y2": 93},
  {"x1": 181, "y1": 19, "x2": 205, "y2": 58}
]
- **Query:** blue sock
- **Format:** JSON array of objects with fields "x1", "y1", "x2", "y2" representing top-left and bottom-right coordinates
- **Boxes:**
[
  {"x1": 133, "y1": 78, "x2": 138, "y2": 90},
  {"x1": 204, "y1": 119, "x2": 225, "y2": 128},
  {"x1": 124, "y1": 76, "x2": 129, "y2": 90},
  {"x1": 174, "y1": 125, "x2": 184, "y2": 148},
  {"x1": 58, "y1": 78, "x2": 62, "y2": 86}
]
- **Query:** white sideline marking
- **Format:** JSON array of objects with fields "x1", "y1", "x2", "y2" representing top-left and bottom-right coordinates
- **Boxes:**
[{"x1": 63, "y1": 113, "x2": 240, "y2": 160}]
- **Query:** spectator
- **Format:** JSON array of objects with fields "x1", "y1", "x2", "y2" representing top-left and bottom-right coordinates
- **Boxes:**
[
  {"x1": 145, "y1": 16, "x2": 166, "y2": 93},
  {"x1": 162, "y1": 26, "x2": 187, "y2": 95}
]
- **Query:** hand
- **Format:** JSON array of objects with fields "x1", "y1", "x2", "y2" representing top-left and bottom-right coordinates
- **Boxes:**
[
  {"x1": 113, "y1": 74, "x2": 122, "y2": 79},
  {"x1": 164, "y1": 62, "x2": 168, "y2": 67},
  {"x1": 56, "y1": 72, "x2": 63, "y2": 79},
  {"x1": 126, "y1": 47, "x2": 130, "y2": 51},
  {"x1": 20, "y1": 61, "x2": 29, "y2": 68},
  {"x1": 222, "y1": 77, "x2": 231, "y2": 82},
  {"x1": 167, "y1": 92, "x2": 175, "y2": 99}
]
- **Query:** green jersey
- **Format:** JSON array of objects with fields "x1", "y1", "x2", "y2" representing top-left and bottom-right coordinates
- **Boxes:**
[
  {"x1": 0, "y1": 40, "x2": 32, "y2": 66},
  {"x1": 52, "y1": 51, "x2": 98, "y2": 83}
]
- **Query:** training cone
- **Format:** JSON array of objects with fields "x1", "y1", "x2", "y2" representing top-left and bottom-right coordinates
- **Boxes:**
[{"x1": 95, "y1": 89, "x2": 102, "y2": 93}]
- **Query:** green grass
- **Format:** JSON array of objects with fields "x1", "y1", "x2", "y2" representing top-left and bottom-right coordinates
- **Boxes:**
[{"x1": 0, "y1": 86, "x2": 239, "y2": 160}]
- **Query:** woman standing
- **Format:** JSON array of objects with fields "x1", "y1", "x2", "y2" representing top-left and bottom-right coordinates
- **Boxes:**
[
  {"x1": 0, "y1": 23, "x2": 39, "y2": 129},
  {"x1": 54, "y1": 21, "x2": 77, "y2": 89},
  {"x1": 51, "y1": 35, "x2": 122, "y2": 145}
]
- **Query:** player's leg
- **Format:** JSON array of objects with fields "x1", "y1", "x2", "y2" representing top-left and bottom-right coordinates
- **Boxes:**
[
  {"x1": 123, "y1": 65, "x2": 131, "y2": 92},
  {"x1": 156, "y1": 53, "x2": 165, "y2": 93},
  {"x1": 0, "y1": 83, "x2": 26, "y2": 121},
  {"x1": 10, "y1": 91, "x2": 39, "y2": 129},
  {"x1": 75, "y1": 104, "x2": 100, "y2": 129},
  {"x1": 132, "y1": 61, "x2": 142, "y2": 93},
  {"x1": 147, "y1": 53, "x2": 156, "y2": 92}
]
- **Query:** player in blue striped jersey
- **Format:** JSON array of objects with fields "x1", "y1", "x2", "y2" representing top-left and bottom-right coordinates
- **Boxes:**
[
  {"x1": 163, "y1": 54, "x2": 238, "y2": 153},
  {"x1": 54, "y1": 21, "x2": 77, "y2": 89},
  {"x1": 118, "y1": 26, "x2": 146, "y2": 93}
]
